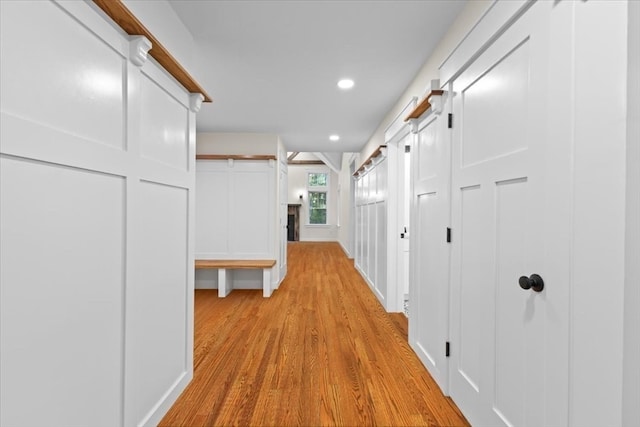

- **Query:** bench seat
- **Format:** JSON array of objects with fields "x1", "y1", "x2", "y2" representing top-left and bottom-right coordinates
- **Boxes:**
[{"x1": 195, "y1": 259, "x2": 276, "y2": 297}]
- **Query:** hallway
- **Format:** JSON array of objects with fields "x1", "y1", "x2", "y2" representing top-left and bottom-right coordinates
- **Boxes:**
[{"x1": 160, "y1": 242, "x2": 468, "y2": 426}]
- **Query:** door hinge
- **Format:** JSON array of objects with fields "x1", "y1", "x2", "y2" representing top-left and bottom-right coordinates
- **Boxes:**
[
  {"x1": 446, "y1": 227, "x2": 451, "y2": 243},
  {"x1": 405, "y1": 145, "x2": 411, "y2": 153},
  {"x1": 448, "y1": 113, "x2": 453, "y2": 129},
  {"x1": 446, "y1": 341, "x2": 450, "y2": 357}
]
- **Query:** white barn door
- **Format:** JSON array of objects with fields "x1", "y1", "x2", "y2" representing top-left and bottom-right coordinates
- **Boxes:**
[{"x1": 448, "y1": 2, "x2": 568, "y2": 426}]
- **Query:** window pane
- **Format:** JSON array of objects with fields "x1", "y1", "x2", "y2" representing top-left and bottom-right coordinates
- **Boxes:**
[
  {"x1": 309, "y1": 191, "x2": 326, "y2": 208},
  {"x1": 309, "y1": 191, "x2": 327, "y2": 224},
  {"x1": 309, "y1": 208, "x2": 326, "y2": 224},
  {"x1": 308, "y1": 173, "x2": 327, "y2": 187}
]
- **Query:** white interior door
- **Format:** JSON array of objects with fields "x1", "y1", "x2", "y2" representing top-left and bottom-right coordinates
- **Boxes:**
[
  {"x1": 398, "y1": 136, "x2": 412, "y2": 308},
  {"x1": 402, "y1": 142, "x2": 411, "y2": 301},
  {"x1": 448, "y1": 3, "x2": 566, "y2": 426},
  {"x1": 408, "y1": 95, "x2": 450, "y2": 393}
]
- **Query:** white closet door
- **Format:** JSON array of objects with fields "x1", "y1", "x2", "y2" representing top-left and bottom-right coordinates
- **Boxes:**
[
  {"x1": 449, "y1": 2, "x2": 567, "y2": 426},
  {"x1": 409, "y1": 95, "x2": 450, "y2": 393}
]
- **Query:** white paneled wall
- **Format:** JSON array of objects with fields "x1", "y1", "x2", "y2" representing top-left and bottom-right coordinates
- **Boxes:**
[
  {"x1": 195, "y1": 159, "x2": 276, "y2": 289},
  {"x1": 354, "y1": 155, "x2": 388, "y2": 307},
  {"x1": 401, "y1": 1, "x2": 638, "y2": 425},
  {"x1": 0, "y1": 1, "x2": 199, "y2": 426},
  {"x1": 277, "y1": 142, "x2": 289, "y2": 282}
]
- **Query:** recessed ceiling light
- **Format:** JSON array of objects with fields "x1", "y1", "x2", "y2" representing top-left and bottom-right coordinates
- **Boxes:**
[
  {"x1": 337, "y1": 79, "x2": 354, "y2": 90},
  {"x1": 329, "y1": 135, "x2": 340, "y2": 141}
]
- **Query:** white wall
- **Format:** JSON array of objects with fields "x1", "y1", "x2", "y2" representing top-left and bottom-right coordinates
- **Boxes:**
[
  {"x1": 276, "y1": 138, "x2": 289, "y2": 283},
  {"x1": 315, "y1": 151, "x2": 343, "y2": 172},
  {"x1": 288, "y1": 161, "x2": 339, "y2": 242},
  {"x1": 337, "y1": 154, "x2": 357, "y2": 256},
  {"x1": 197, "y1": 132, "x2": 279, "y2": 155},
  {"x1": 359, "y1": 1, "x2": 491, "y2": 161},
  {"x1": 623, "y1": 1, "x2": 640, "y2": 426},
  {"x1": 120, "y1": 0, "x2": 203, "y2": 84},
  {"x1": 0, "y1": 1, "x2": 198, "y2": 426}
]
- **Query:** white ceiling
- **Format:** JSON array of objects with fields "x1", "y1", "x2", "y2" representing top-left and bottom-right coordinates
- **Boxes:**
[{"x1": 168, "y1": 0, "x2": 466, "y2": 153}]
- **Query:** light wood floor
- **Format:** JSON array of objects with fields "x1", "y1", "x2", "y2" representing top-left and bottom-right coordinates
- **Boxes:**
[{"x1": 160, "y1": 242, "x2": 468, "y2": 427}]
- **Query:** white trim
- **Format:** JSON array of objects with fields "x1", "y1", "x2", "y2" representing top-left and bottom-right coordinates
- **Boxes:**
[
  {"x1": 129, "y1": 35, "x2": 152, "y2": 67},
  {"x1": 189, "y1": 93, "x2": 204, "y2": 113},
  {"x1": 299, "y1": 237, "x2": 338, "y2": 242},
  {"x1": 339, "y1": 239, "x2": 352, "y2": 259},
  {"x1": 439, "y1": 0, "x2": 533, "y2": 86},
  {"x1": 384, "y1": 96, "x2": 419, "y2": 142},
  {"x1": 624, "y1": 1, "x2": 640, "y2": 425},
  {"x1": 314, "y1": 152, "x2": 341, "y2": 173}
]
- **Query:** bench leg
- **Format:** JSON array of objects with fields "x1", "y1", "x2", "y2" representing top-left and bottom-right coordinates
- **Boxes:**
[
  {"x1": 263, "y1": 268, "x2": 272, "y2": 298},
  {"x1": 218, "y1": 268, "x2": 232, "y2": 298}
]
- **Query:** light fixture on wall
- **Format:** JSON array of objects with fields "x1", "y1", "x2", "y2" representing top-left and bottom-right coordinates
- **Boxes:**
[{"x1": 299, "y1": 193, "x2": 304, "y2": 201}]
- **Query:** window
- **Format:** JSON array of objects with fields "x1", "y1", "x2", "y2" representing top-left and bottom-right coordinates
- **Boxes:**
[
  {"x1": 308, "y1": 172, "x2": 328, "y2": 225},
  {"x1": 308, "y1": 172, "x2": 327, "y2": 187}
]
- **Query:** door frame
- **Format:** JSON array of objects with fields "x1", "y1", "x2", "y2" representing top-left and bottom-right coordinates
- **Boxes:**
[
  {"x1": 348, "y1": 155, "x2": 357, "y2": 257},
  {"x1": 384, "y1": 97, "x2": 418, "y2": 313},
  {"x1": 407, "y1": 84, "x2": 452, "y2": 394}
]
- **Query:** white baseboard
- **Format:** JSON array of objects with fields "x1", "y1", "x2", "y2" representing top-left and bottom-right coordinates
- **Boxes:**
[
  {"x1": 299, "y1": 237, "x2": 338, "y2": 242},
  {"x1": 338, "y1": 240, "x2": 353, "y2": 258}
]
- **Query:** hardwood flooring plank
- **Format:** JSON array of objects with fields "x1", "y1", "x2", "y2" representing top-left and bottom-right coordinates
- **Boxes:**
[{"x1": 160, "y1": 242, "x2": 468, "y2": 427}]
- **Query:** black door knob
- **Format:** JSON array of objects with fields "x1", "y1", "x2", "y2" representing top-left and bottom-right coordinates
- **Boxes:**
[{"x1": 519, "y1": 274, "x2": 544, "y2": 292}]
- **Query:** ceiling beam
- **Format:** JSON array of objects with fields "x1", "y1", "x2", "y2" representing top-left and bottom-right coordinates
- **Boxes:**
[{"x1": 288, "y1": 160, "x2": 325, "y2": 166}]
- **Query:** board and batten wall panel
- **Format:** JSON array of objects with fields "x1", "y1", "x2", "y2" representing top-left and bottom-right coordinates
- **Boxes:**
[
  {"x1": 0, "y1": 1, "x2": 199, "y2": 426},
  {"x1": 195, "y1": 160, "x2": 275, "y2": 258},
  {"x1": 353, "y1": 155, "x2": 389, "y2": 309},
  {"x1": 231, "y1": 170, "x2": 272, "y2": 255},
  {"x1": 195, "y1": 169, "x2": 230, "y2": 255},
  {"x1": 128, "y1": 182, "x2": 189, "y2": 426},
  {"x1": 0, "y1": 158, "x2": 125, "y2": 427},
  {"x1": 127, "y1": 31, "x2": 198, "y2": 427}
]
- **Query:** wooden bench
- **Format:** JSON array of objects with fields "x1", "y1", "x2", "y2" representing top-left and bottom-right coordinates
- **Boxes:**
[{"x1": 195, "y1": 259, "x2": 277, "y2": 298}]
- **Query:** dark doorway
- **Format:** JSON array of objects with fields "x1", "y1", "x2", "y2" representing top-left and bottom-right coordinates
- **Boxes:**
[
  {"x1": 287, "y1": 214, "x2": 295, "y2": 241},
  {"x1": 287, "y1": 204, "x2": 300, "y2": 241}
]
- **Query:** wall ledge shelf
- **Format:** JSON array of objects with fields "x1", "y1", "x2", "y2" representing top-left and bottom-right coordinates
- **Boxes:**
[
  {"x1": 92, "y1": 0, "x2": 212, "y2": 102},
  {"x1": 196, "y1": 154, "x2": 277, "y2": 161},
  {"x1": 353, "y1": 145, "x2": 387, "y2": 177},
  {"x1": 404, "y1": 90, "x2": 444, "y2": 121}
]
